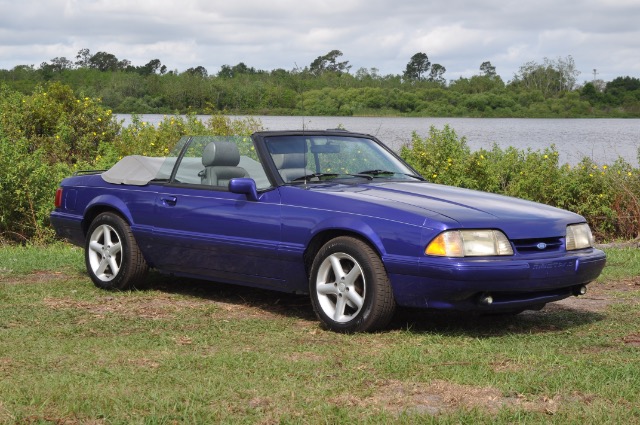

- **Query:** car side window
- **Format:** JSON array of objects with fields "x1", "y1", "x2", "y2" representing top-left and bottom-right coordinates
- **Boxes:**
[
  {"x1": 171, "y1": 136, "x2": 272, "y2": 190},
  {"x1": 173, "y1": 157, "x2": 205, "y2": 184}
]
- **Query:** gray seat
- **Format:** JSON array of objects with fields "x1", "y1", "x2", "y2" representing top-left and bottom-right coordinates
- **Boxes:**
[
  {"x1": 201, "y1": 141, "x2": 249, "y2": 187},
  {"x1": 273, "y1": 153, "x2": 313, "y2": 182}
]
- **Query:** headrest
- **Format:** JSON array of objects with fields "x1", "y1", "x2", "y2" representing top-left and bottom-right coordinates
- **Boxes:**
[
  {"x1": 272, "y1": 153, "x2": 307, "y2": 169},
  {"x1": 202, "y1": 142, "x2": 240, "y2": 167}
]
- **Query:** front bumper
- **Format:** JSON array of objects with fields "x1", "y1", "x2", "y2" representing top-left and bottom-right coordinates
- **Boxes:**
[{"x1": 389, "y1": 248, "x2": 606, "y2": 311}]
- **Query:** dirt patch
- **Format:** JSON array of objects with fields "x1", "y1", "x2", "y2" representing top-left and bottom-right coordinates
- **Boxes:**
[
  {"x1": 0, "y1": 270, "x2": 73, "y2": 284},
  {"x1": 283, "y1": 352, "x2": 326, "y2": 363},
  {"x1": 544, "y1": 278, "x2": 640, "y2": 313},
  {"x1": 592, "y1": 277, "x2": 640, "y2": 293},
  {"x1": 41, "y1": 282, "x2": 316, "y2": 326},
  {"x1": 337, "y1": 379, "x2": 595, "y2": 416},
  {"x1": 623, "y1": 333, "x2": 640, "y2": 347},
  {"x1": 126, "y1": 358, "x2": 161, "y2": 369},
  {"x1": 43, "y1": 293, "x2": 210, "y2": 320}
]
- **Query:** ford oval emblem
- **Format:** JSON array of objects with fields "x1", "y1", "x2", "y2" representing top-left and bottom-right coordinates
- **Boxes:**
[{"x1": 536, "y1": 242, "x2": 547, "y2": 250}]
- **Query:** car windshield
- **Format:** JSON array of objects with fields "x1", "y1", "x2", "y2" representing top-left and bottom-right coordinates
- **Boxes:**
[{"x1": 264, "y1": 134, "x2": 422, "y2": 183}]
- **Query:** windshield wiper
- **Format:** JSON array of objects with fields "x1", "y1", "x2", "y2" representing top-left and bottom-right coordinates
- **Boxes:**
[
  {"x1": 357, "y1": 169, "x2": 424, "y2": 180},
  {"x1": 291, "y1": 173, "x2": 339, "y2": 182},
  {"x1": 291, "y1": 172, "x2": 374, "y2": 183},
  {"x1": 357, "y1": 169, "x2": 395, "y2": 176}
]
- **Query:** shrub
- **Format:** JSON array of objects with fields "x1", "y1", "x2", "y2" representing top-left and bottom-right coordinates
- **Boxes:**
[
  {"x1": 102, "y1": 113, "x2": 263, "y2": 168},
  {"x1": 400, "y1": 125, "x2": 640, "y2": 241},
  {"x1": 0, "y1": 83, "x2": 264, "y2": 243},
  {"x1": 0, "y1": 82, "x2": 116, "y2": 242},
  {"x1": 0, "y1": 132, "x2": 72, "y2": 242},
  {"x1": 2, "y1": 81, "x2": 638, "y2": 243},
  {"x1": 0, "y1": 82, "x2": 119, "y2": 165}
]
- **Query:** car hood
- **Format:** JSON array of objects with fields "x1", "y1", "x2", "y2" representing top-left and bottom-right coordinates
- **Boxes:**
[{"x1": 301, "y1": 181, "x2": 585, "y2": 239}]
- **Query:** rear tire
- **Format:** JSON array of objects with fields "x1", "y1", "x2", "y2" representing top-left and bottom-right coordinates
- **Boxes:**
[
  {"x1": 85, "y1": 212, "x2": 148, "y2": 290},
  {"x1": 309, "y1": 236, "x2": 396, "y2": 333}
]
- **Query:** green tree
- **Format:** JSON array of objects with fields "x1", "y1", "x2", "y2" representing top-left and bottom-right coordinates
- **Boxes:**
[
  {"x1": 218, "y1": 62, "x2": 259, "y2": 78},
  {"x1": 50, "y1": 57, "x2": 74, "y2": 72},
  {"x1": 138, "y1": 59, "x2": 165, "y2": 75},
  {"x1": 555, "y1": 55, "x2": 579, "y2": 91},
  {"x1": 354, "y1": 67, "x2": 380, "y2": 82},
  {"x1": 183, "y1": 66, "x2": 208, "y2": 78},
  {"x1": 403, "y1": 52, "x2": 430, "y2": 81},
  {"x1": 512, "y1": 56, "x2": 579, "y2": 96},
  {"x1": 450, "y1": 75, "x2": 505, "y2": 94},
  {"x1": 75, "y1": 48, "x2": 92, "y2": 68},
  {"x1": 428, "y1": 64, "x2": 446, "y2": 85},
  {"x1": 89, "y1": 51, "x2": 121, "y2": 72},
  {"x1": 580, "y1": 82, "x2": 599, "y2": 103},
  {"x1": 309, "y1": 50, "x2": 351, "y2": 76},
  {"x1": 479, "y1": 61, "x2": 496, "y2": 78},
  {"x1": 607, "y1": 76, "x2": 640, "y2": 92}
]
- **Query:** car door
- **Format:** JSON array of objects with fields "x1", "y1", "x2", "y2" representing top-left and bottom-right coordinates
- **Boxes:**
[
  {"x1": 152, "y1": 186, "x2": 283, "y2": 281},
  {"x1": 146, "y1": 137, "x2": 286, "y2": 289}
]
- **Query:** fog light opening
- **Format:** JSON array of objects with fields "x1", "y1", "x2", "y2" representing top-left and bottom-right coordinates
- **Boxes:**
[
  {"x1": 478, "y1": 293, "x2": 493, "y2": 306},
  {"x1": 573, "y1": 285, "x2": 588, "y2": 296}
]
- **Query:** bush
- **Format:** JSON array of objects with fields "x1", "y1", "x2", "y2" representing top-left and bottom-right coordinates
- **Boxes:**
[
  {"x1": 0, "y1": 82, "x2": 119, "y2": 165},
  {"x1": 102, "y1": 114, "x2": 263, "y2": 167},
  {"x1": 0, "y1": 83, "x2": 263, "y2": 243},
  {"x1": 0, "y1": 82, "x2": 117, "y2": 242},
  {"x1": 1, "y1": 81, "x2": 638, "y2": 243},
  {"x1": 0, "y1": 132, "x2": 72, "y2": 242},
  {"x1": 400, "y1": 125, "x2": 640, "y2": 241}
]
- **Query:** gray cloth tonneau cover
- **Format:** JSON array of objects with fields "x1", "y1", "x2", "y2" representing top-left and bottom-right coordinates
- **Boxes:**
[{"x1": 101, "y1": 155, "x2": 168, "y2": 185}]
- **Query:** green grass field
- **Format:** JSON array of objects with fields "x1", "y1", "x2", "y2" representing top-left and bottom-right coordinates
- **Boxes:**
[{"x1": 0, "y1": 244, "x2": 639, "y2": 424}]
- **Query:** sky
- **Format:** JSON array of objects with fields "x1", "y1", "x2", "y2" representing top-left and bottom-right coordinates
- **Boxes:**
[{"x1": 1, "y1": 0, "x2": 639, "y2": 83}]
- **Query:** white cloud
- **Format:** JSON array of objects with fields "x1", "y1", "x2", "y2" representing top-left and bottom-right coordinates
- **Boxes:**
[{"x1": 0, "y1": 0, "x2": 638, "y2": 82}]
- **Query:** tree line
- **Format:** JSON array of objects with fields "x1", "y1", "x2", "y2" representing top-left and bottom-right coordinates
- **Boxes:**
[{"x1": 1, "y1": 48, "x2": 639, "y2": 117}]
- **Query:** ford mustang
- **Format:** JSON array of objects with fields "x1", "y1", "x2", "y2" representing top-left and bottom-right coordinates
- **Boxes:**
[{"x1": 50, "y1": 130, "x2": 606, "y2": 332}]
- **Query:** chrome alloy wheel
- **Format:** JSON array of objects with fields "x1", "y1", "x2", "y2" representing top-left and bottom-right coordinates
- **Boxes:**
[
  {"x1": 87, "y1": 224, "x2": 122, "y2": 282},
  {"x1": 314, "y1": 252, "x2": 366, "y2": 323}
]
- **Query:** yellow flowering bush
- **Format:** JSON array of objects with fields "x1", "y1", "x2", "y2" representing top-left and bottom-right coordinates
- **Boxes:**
[
  {"x1": 0, "y1": 83, "x2": 264, "y2": 242},
  {"x1": 401, "y1": 125, "x2": 640, "y2": 240},
  {"x1": 3, "y1": 82, "x2": 120, "y2": 165}
]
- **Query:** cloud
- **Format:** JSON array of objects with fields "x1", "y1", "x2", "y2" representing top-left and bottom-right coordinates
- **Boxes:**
[{"x1": 0, "y1": 0, "x2": 638, "y2": 82}]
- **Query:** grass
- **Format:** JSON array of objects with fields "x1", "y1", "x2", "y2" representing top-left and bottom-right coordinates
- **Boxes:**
[{"x1": 0, "y1": 245, "x2": 639, "y2": 424}]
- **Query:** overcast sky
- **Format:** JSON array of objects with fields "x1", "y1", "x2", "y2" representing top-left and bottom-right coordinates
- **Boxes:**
[{"x1": 1, "y1": 0, "x2": 639, "y2": 83}]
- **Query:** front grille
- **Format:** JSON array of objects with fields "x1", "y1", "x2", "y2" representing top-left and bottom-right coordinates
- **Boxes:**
[{"x1": 512, "y1": 237, "x2": 563, "y2": 254}]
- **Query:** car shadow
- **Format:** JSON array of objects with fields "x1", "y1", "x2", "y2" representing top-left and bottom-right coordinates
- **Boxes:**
[
  {"x1": 391, "y1": 306, "x2": 605, "y2": 337},
  {"x1": 145, "y1": 272, "x2": 606, "y2": 337},
  {"x1": 145, "y1": 272, "x2": 317, "y2": 322}
]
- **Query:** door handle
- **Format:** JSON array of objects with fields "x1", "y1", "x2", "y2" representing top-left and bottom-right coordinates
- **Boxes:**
[{"x1": 160, "y1": 196, "x2": 177, "y2": 206}]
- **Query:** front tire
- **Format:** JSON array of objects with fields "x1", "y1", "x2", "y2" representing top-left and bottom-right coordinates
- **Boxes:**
[
  {"x1": 85, "y1": 212, "x2": 148, "y2": 290},
  {"x1": 309, "y1": 236, "x2": 396, "y2": 333}
]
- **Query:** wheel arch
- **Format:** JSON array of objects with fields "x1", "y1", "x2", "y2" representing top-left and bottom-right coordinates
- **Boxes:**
[
  {"x1": 81, "y1": 196, "x2": 133, "y2": 237},
  {"x1": 303, "y1": 223, "x2": 386, "y2": 277}
]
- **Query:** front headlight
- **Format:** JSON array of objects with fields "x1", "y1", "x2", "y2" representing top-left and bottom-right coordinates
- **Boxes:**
[
  {"x1": 566, "y1": 223, "x2": 594, "y2": 250},
  {"x1": 426, "y1": 230, "x2": 513, "y2": 257}
]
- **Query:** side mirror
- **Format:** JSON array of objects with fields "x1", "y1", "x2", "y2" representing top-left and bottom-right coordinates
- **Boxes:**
[{"x1": 229, "y1": 178, "x2": 259, "y2": 202}]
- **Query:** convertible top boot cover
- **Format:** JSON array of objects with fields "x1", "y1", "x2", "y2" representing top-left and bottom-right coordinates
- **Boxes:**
[{"x1": 101, "y1": 155, "x2": 167, "y2": 185}]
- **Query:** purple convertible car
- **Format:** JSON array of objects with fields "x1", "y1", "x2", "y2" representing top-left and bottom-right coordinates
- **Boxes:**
[{"x1": 51, "y1": 130, "x2": 606, "y2": 332}]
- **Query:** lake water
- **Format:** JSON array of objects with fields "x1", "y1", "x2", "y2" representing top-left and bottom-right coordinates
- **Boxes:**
[{"x1": 116, "y1": 115, "x2": 640, "y2": 167}]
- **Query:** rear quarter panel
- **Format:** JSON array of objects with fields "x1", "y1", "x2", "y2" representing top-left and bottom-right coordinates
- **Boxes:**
[{"x1": 51, "y1": 175, "x2": 159, "y2": 252}]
